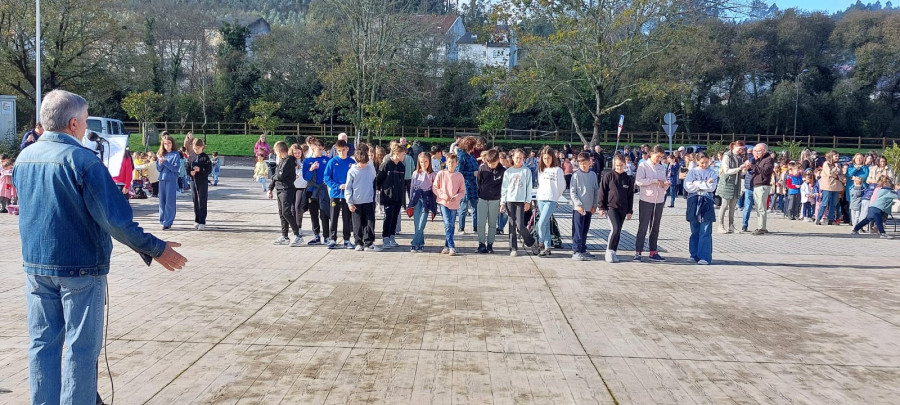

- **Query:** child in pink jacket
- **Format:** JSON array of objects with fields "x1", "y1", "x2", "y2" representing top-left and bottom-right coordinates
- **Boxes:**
[{"x1": 433, "y1": 153, "x2": 465, "y2": 256}]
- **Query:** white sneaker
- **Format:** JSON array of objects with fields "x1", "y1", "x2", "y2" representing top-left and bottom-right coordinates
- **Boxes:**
[
  {"x1": 509, "y1": 250, "x2": 518, "y2": 257},
  {"x1": 880, "y1": 234, "x2": 893, "y2": 239},
  {"x1": 441, "y1": 247, "x2": 450, "y2": 254},
  {"x1": 273, "y1": 236, "x2": 289, "y2": 245},
  {"x1": 355, "y1": 245, "x2": 364, "y2": 251},
  {"x1": 290, "y1": 236, "x2": 304, "y2": 247},
  {"x1": 194, "y1": 223, "x2": 200, "y2": 230},
  {"x1": 448, "y1": 248, "x2": 457, "y2": 256},
  {"x1": 697, "y1": 259, "x2": 709, "y2": 265},
  {"x1": 197, "y1": 224, "x2": 205, "y2": 231},
  {"x1": 366, "y1": 244, "x2": 382, "y2": 252}
]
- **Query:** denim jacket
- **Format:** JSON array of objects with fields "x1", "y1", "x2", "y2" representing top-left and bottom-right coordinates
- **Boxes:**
[{"x1": 13, "y1": 132, "x2": 166, "y2": 276}]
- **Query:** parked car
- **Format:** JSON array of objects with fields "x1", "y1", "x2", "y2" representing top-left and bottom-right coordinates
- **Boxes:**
[
  {"x1": 82, "y1": 116, "x2": 131, "y2": 178},
  {"x1": 85, "y1": 116, "x2": 129, "y2": 138}
]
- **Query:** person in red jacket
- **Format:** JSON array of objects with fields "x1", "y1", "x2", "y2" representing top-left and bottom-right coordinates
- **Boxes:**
[{"x1": 113, "y1": 150, "x2": 134, "y2": 197}]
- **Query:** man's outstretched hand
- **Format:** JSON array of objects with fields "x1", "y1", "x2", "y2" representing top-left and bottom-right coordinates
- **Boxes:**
[{"x1": 155, "y1": 242, "x2": 187, "y2": 271}]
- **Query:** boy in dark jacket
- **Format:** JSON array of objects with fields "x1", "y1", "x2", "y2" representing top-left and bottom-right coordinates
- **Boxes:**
[
  {"x1": 376, "y1": 143, "x2": 407, "y2": 248},
  {"x1": 268, "y1": 141, "x2": 302, "y2": 247}
]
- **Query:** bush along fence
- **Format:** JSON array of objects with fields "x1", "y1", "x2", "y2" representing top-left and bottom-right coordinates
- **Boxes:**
[{"x1": 124, "y1": 121, "x2": 900, "y2": 151}]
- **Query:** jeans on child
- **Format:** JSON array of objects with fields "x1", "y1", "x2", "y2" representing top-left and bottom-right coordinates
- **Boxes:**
[
  {"x1": 411, "y1": 200, "x2": 428, "y2": 248},
  {"x1": 537, "y1": 200, "x2": 555, "y2": 247},
  {"x1": 440, "y1": 204, "x2": 458, "y2": 248},
  {"x1": 257, "y1": 177, "x2": 267, "y2": 191},
  {"x1": 688, "y1": 219, "x2": 713, "y2": 262},
  {"x1": 26, "y1": 274, "x2": 106, "y2": 405}
]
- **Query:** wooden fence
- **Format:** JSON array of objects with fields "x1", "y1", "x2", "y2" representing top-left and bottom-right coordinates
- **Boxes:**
[{"x1": 124, "y1": 121, "x2": 899, "y2": 150}]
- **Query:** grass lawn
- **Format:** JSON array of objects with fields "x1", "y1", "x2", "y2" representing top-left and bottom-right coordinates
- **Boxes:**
[{"x1": 128, "y1": 133, "x2": 886, "y2": 157}]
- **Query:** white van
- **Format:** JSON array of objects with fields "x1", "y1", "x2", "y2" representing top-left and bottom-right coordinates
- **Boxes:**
[{"x1": 85, "y1": 117, "x2": 128, "y2": 138}]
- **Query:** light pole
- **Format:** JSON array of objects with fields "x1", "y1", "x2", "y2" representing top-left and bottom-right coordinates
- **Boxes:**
[
  {"x1": 35, "y1": 0, "x2": 41, "y2": 123},
  {"x1": 792, "y1": 68, "x2": 808, "y2": 142}
]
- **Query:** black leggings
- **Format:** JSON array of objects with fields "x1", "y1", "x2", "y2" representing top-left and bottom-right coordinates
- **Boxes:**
[
  {"x1": 191, "y1": 176, "x2": 208, "y2": 224},
  {"x1": 606, "y1": 209, "x2": 628, "y2": 251},
  {"x1": 292, "y1": 188, "x2": 307, "y2": 229},
  {"x1": 635, "y1": 200, "x2": 664, "y2": 253},
  {"x1": 505, "y1": 202, "x2": 535, "y2": 250}
]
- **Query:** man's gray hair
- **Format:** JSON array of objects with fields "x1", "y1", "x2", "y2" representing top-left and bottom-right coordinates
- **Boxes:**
[
  {"x1": 755, "y1": 143, "x2": 769, "y2": 152},
  {"x1": 40, "y1": 90, "x2": 88, "y2": 132},
  {"x1": 337, "y1": 132, "x2": 348, "y2": 140}
]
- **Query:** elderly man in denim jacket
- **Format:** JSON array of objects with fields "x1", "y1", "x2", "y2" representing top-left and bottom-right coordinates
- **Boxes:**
[{"x1": 13, "y1": 89, "x2": 187, "y2": 404}]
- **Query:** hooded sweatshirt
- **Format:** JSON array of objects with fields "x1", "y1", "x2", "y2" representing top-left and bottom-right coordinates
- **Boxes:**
[
  {"x1": 476, "y1": 163, "x2": 506, "y2": 201},
  {"x1": 324, "y1": 155, "x2": 356, "y2": 199}
]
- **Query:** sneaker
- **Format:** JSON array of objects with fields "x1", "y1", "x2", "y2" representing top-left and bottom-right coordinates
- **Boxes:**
[
  {"x1": 327, "y1": 240, "x2": 337, "y2": 249},
  {"x1": 477, "y1": 243, "x2": 486, "y2": 254},
  {"x1": 717, "y1": 227, "x2": 728, "y2": 234},
  {"x1": 815, "y1": 220, "x2": 822, "y2": 225},
  {"x1": 752, "y1": 229, "x2": 765, "y2": 235},
  {"x1": 542, "y1": 248, "x2": 552, "y2": 257},
  {"x1": 355, "y1": 245, "x2": 365, "y2": 251},
  {"x1": 448, "y1": 248, "x2": 457, "y2": 256},
  {"x1": 727, "y1": 226, "x2": 735, "y2": 234},
  {"x1": 486, "y1": 244, "x2": 494, "y2": 254},
  {"x1": 496, "y1": 229, "x2": 503, "y2": 235},
  {"x1": 290, "y1": 236, "x2": 304, "y2": 247},
  {"x1": 162, "y1": 226, "x2": 171, "y2": 231},
  {"x1": 609, "y1": 252, "x2": 619, "y2": 263},
  {"x1": 740, "y1": 227, "x2": 749, "y2": 233},
  {"x1": 633, "y1": 254, "x2": 641, "y2": 262},
  {"x1": 604, "y1": 250, "x2": 614, "y2": 263},
  {"x1": 194, "y1": 223, "x2": 200, "y2": 230},
  {"x1": 198, "y1": 224, "x2": 206, "y2": 231},
  {"x1": 383, "y1": 237, "x2": 394, "y2": 249},
  {"x1": 324, "y1": 238, "x2": 333, "y2": 246},
  {"x1": 572, "y1": 252, "x2": 587, "y2": 261},
  {"x1": 697, "y1": 259, "x2": 709, "y2": 265},
  {"x1": 441, "y1": 247, "x2": 450, "y2": 254},
  {"x1": 880, "y1": 234, "x2": 893, "y2": 239},
  {"x1": 538, "y1": 248, "x2": 548, "y2": 257},
  {"x1": 530, "y1": 244, "x2": 541, "y2": 255},
  {"x1": 344, "y1": 241, "x2": 354, "y2": 249},
  {"x1": 307, "y1": 235, "x2": 322, "y2": 245},
  {"x1": 273, "y1": 236, "x2": 290, "y2": 245},
  {"x1": 647, "y1": 253, "x2": 666, "y2": 262},
  {"x1": 388, "y1": 237, "x2": 400, "y2": 248},
  {"x1": 365, "y1": 244, "x2": 382, "y2": 252},
  {"x1": 510, "y1": 250, "x2": 518, "y2": 257},
  {"x1": 850, "y1": 230, "x2": 859, "y2": 235},
  {"x1": 411, "y1": 246, "x2": 418, "y2": 253},
  {"x1": 583, "y1": 252, "x2": 596, "y2": 259}
]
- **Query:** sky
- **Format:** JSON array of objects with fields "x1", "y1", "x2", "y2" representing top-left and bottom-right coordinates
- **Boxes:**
[{"x1": 773, "y1": 0, "x2": 859, "y2": 14}]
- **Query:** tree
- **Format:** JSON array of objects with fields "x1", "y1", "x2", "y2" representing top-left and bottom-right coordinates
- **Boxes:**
[
  {"x1": 121, "y1": 91, "x2": 165, "y2": 152},
  {"x1": 248, "y1": 100, "x2": 282, "y2": 136},
  {"x1": 498, "y1": 0, "x2": 716, "y2": 146},
  {"x1": 478, "y1": 102, "x2": 508, "y2": 146},
  {"x1": 215, "y1": 22, "x2": 260, "y2": 121},
  {"x1": 360, "y1": 101, "x2": 398, "y2": 140}
]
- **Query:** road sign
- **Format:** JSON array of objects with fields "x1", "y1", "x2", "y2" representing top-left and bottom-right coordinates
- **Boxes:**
[
  {"x1": 662, "y1": 112, "x2": 677, "y2": 153},
  {"x1": 664, "y1": 112, "x2": 676, "y2": 125}
]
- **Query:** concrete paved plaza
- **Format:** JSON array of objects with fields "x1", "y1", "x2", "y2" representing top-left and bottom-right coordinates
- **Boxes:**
[{"x1": 1, "y1": 164, "x2": 899, "y2": 404}]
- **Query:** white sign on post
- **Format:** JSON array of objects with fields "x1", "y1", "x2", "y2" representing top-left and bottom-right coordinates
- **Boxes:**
[{"x1": 662, "y1": 112, "x2": 678, "y2": 153}]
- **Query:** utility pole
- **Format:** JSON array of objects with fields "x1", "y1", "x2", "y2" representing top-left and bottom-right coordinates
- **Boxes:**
[
  {"x1": 793, "y1": 68, "x2": 809, "y2": 142},
  {"x1": 35, "y1": 0, "x2": 42, "y2": 123}
]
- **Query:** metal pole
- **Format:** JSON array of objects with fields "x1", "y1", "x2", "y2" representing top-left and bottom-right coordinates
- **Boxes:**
[
  {"x1": 793, "y1": 69, "x2": 807, "y2": 142},
  {"x1": 35, "y1": 0, "x2": 42, "y2": 123}
]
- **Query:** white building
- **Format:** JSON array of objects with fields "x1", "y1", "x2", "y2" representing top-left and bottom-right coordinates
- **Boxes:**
[{"x1": 457, "y1": 25, "x2": 518, "y2": 70}]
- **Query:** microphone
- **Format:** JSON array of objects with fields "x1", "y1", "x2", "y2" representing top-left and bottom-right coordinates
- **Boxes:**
[{"x1": 88, "y1": 131, "x2": 101, "y2": 142}]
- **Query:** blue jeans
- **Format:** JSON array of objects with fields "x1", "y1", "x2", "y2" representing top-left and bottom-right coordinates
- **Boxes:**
[
  {"x1": 688, "y1": 219, "x2": 713, "y2": 262},
  {"x1": 458, "y1": 197, "x2": 478, "y2": 231},
  {"x1": 498, "y1": 212, "x2": 508, "y2": 232},
  {"x1": 537, "y1": 200, "x2": 556, "y2": 247},
  {"x1": 817, "y1": 190, "x2": 838, "y2": 222},
  {"x1": 440, "y1": 204, "x2": 458, "y2": 248},
  {"x1": 853, "y1": 207, "x2": 885, "y2": 234},
  {"x1": 158, "y1": 178, "x2": 177, "y2": 227},
  {"x1": 741, "y1": 189, "x2": 754, "y2": 229},
  {"x1": 411, "y1": 200, "x2": 428, "y2": 248},
  {"x1": 572, "y1": 211, "x2": 592, "y2": 253},
  {"x1": 256, "y1": 177, "x2": 267, "y2": 191},
  {"x1": 26, "y1": 274, "x2": 107, "y2": 405},
  {"x1": 667, "y1": 183, "x2": 677, "y2": 206}
]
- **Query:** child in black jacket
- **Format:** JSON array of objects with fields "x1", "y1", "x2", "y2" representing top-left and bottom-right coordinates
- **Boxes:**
[
  {"x1": 188, "y1": 139, "x2": 213, "y2": 230},
  {"x1": 268, "y1": 141, "x2": 302, "y2": 246},
  {"x1": 376, "y1": 143, "x2": 407, "y2": 248}
]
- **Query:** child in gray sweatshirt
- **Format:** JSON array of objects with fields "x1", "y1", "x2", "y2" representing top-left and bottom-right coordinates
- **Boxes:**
[
  {"x1": 570, "y1": 152, "x2": 600, "y2": 260},
  {"x1": 346, "y1": 144, "x2": 379, "y2": 251}
]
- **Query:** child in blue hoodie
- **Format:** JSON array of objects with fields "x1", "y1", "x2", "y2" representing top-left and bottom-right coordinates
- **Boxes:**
[
  {"x1": 302, "y1": 139, "x2": 331, "y2": 245},
  {"x1": 324, "y1": 139, "x2": 356, "y2": 249}
]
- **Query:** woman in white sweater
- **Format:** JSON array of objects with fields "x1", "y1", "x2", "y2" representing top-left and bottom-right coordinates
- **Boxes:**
[{"x1": 535, "y1": 147, "x2": 567, "y2": 257}]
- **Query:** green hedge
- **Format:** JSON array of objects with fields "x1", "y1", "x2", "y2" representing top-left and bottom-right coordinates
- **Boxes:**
[{"x1": 128, "y1": 133, "x2": 880, "y2": 157}]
